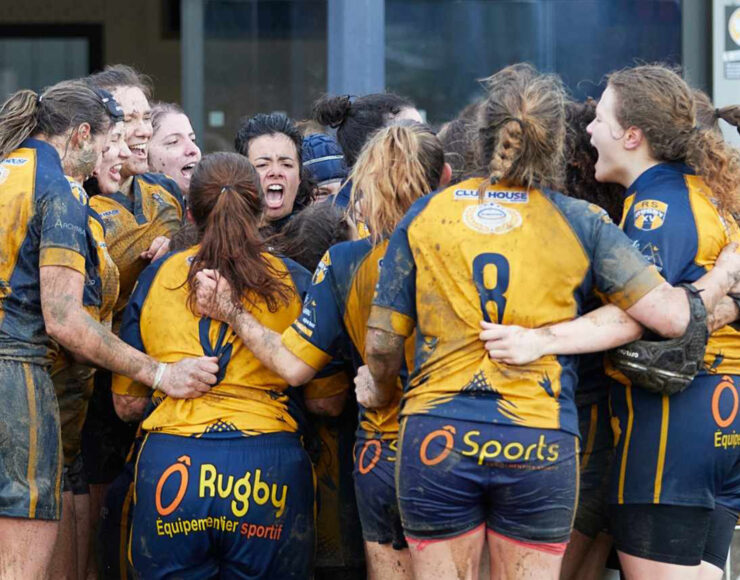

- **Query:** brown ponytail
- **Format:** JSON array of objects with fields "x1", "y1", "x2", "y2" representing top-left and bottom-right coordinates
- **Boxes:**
[
  {"x1": 186, "y1": 152, "x2": 294, "y2": 313},
  {"x1": 717, "y1": 105, "x2": 740, "y2": 136},
  {"x1": 0, "y1": 80, "x2": 112, "y2": 161},
  {"x1": 476, "y1": 63, "x2": 566, "y2": 197}
]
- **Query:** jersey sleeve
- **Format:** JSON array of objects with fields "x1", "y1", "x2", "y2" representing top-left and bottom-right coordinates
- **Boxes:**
[
  {"x1": 38, "y1": 179, "x2": 88, "y2": 275},
  {"x1": 282, "y1": 251, "x2": 347, "y2": 371},
  {"x1": 367, "y1": 212, "x2": 417, "y2": 337},
  {"x1": 111, "y1": 261, "x2": 162, "y2": 397},
  {"x1": 587, "y1": 206, "x2": 665, "y2": 309}
]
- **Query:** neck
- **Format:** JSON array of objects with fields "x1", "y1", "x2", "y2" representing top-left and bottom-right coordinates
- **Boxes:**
[
  {"x1": 621, "y1": 158, "x2": 660, "y2": 190},
  {"x1": 35, "y1": 133, "x2": 74, "y2": 174},
  {"x1": 119, "y1": 175, "x2": 134, "y2": 197}
]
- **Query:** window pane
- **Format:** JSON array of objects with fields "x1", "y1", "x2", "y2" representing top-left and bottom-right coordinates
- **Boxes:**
[
  {"x1": 386, "y1": 0, "x2": 681, "y2": 124},
  {"x1": 203, "y1": 0, "x2": 327, "y2": 151}
]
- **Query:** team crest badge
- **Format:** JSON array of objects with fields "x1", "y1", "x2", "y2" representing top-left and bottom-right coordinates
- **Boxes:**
[
  {"x1": 312, "y1": 252, "x2": 331, "y2": 285},
  {"x1": 463, "y1": 202, "x2": 522, "y2": 235},
  {"x1": 633, "y1": 199, "x2": 667, "y2": 231}
]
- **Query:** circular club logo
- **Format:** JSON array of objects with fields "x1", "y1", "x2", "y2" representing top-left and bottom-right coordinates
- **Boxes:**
[
  {"x1": 731, "y1": 8, "x2": 740, "y2": 47},
  {"x1": 463, "y1": 202, "x2": 522, "y2": 235}
]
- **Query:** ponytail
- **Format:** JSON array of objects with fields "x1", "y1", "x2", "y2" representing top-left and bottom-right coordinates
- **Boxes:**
[
  {"x1": 350, "y1": 123, "x2": 444, "y2": 243},
  {"x1": 717, "y1": 105, "x2": 740, "y2": 136},
  {"x1": 477, "y1": 63, "x2": 566, "y2": 197},
  {"x1": 685, "y1": 128, "x2": 740, "y2": 214},
  {"x1": 0, "y1": 80, "x2": 113, "y2": 162},
  {"x1": 185, "y1": 152, "x2": 294, "y2": 313},
  {"x1": 0, "y1": 90, "x2": 40, "y2": 160},
  {"x1": 478, "y1": 118, "x2": 524, "y2": 196}
]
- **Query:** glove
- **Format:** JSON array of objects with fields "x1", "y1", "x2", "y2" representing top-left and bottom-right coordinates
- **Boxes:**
[{"x1": 609, "y1": 284, "x2": 708, "y2": 396}]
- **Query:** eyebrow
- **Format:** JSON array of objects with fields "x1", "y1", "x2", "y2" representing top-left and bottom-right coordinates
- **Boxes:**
[{"x1": 254, "y1": 155, "x2": 295, "y2": 162}]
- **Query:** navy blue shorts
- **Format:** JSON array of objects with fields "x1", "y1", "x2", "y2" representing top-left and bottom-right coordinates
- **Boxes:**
[
  {"x1": 396, "y1": 415, "x2": 579, "y2": 544},
  {"x1": 574, "y1": 400, "x2": 613, "y2": 538},
  {"x1": 611, "y1": 373, "x2": 740, "y2": 510},
  {"x1": 353, "y1": 436, "x2": 406, "y2": 549},
  {"x1": 0, "y1": 360, "x2": 62, "y2": 520},
  {"x1": 130, "y1": 432, "x2": 316, "y2": 579}
]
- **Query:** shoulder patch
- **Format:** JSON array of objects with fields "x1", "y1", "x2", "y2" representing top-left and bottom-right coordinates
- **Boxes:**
[
  {"x1": 312, "y1": 252, "x2": 331, "y2": 285},
  {"x1": 633, "y1": 199, "x2": 667, "y2": 231}
]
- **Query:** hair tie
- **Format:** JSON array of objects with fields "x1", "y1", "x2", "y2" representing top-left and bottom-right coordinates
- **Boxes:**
[
  {"x1": 221, "y1": 186, "x2": 233, "y2": 194},
  {"x1": 36, "y1": 93, "x2": 42, "y2": 105},
  {"x1": 715, "y1": 108, "x2": 721, "y2": 120}
]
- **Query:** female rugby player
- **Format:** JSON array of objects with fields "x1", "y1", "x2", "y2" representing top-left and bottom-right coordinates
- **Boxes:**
[
  {"x1": 362, "y1": 64, "x2": 740, "y2": 580},
  {"x1": 0, "y1": 80, "x2": 216, "y2": 579},
  {"x1": 122, "y1": 152, "x2": 329, "y2": 578},
  {"x1": 194, "y1": 123, "x2": 450, "y2": 579},
  {"x1": 483, "y1": 65, "x2": 740, "y2": 580},
  {"x1": 49, "y1": 108, "x2": 128, "y2": 580}
]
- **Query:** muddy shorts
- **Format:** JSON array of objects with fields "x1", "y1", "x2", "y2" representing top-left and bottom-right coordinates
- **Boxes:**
[
  {"x1": 574, "y1": 400, "x2": 613, "y2": 538},
  {"x1": 130, "y1": 432, "x2": 316, "y2": 579},
  {"x1": 353, "y1": 436, "x2": 406, "y2": 549},
  {"x1": 396, "y1": 415, "x2": 578, "y2": 544},
  {"x1": 0, "y1": 360, "x2": 62, "y2": 520},
  {"x1": 53, "y1": 362, "x2": 95, "y2": 466}
]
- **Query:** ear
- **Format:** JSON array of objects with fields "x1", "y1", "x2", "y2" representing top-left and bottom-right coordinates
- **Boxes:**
[
  {"x1": 438, "y1": 162, "x2": 453, "y2": 189},
  {"x1": 72, "y1": 123, "x2": 92, "y2": 148},
  {"x1": 186, "y1": 207, "x2": 195, "y2": 224},
  {"x1": 622, "y1": 126, "x2": 644, "y2": 152}
]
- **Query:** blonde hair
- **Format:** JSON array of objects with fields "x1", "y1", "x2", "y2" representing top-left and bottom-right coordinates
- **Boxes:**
[
  {"x1": 609, "y1": 65, "x2": 740, "y2": 214},
  {"x1": 349, "y1": 123, "x2": 444, "y2": 244},
  {"x1": 477, "y1": 63, "x2": 566, "y2": 197}
]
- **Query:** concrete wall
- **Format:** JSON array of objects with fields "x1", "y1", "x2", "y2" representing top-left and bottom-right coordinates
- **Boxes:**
[{"x1": 0, "y1": 0, "x2": 182, "y2": 103}]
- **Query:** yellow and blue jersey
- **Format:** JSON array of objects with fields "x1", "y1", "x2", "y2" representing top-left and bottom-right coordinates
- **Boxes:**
[
  {"x1": 0, "y1": 139, "x2": 90, "y2": 365},
  {"x1": 282, "y1": 238, "x2": 413, "y2": 439},
  {"x1": 610, "y1": 163, "x2": 740, "y2": 507},
  {"x1": 619, "y1": 163, "x2": 740, "y2": 375},
  {"x1": 51, "y1": 179, "x2": 120, "y2": 464},
  {"x1": 369, "y1": 177, "x2": 665, "y2": 436},
  {"x1": 112, "y1": 245, "x2": 338, "y2": 438},
  {"x1": 89, "y1": 173, "x2": 184, "y2": 319}
]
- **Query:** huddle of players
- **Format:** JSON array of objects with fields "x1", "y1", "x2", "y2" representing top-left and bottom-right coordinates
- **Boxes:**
[{"x1": 2, "y1": 61, "x2": 740, "y2": 580}]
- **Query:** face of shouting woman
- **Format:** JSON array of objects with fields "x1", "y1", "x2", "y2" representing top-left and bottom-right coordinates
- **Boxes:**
[
  {"x1": 247, "y1": 133, "x2": 301, "y2": 221},
  {"x1": 148, "y1": 112, "x2": 201, "y2": 195},
  {"x1": 93, "y1": 122, "x2": 131, "y2": 194}
]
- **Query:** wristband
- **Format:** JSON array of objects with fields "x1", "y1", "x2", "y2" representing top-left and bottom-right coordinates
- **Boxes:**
[{"x1": 152, "y1": 362, "x2": 168, "y2": 391}]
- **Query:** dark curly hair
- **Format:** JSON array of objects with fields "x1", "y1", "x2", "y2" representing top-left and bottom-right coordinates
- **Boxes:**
[
  {"x1": 234, "y1": 112, "x2": 316, "y2": 212},
  {"x1": 564, "y1": 99, "x2": 624, "y2": 222}
]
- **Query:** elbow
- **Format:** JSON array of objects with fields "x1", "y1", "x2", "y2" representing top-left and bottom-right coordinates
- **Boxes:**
[
  {"x1": 113, "y1": 394, "x2": 148, "y2": 423},
  {"x1": 653, "y1": 308, "x2": 689, "y2": 339},
  {"x1": 285, "y1": 367, "x2": 315, "y2": 388}
]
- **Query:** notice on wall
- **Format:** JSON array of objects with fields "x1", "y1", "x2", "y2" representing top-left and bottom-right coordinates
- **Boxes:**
[{"x1": 725, "y1": 5, "x2": 740, "y2": 79}]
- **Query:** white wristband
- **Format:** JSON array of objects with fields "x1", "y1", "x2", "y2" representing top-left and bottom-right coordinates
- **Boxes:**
[{"x1": 152, "y1": 362, "x2": 168, "y2": 391}]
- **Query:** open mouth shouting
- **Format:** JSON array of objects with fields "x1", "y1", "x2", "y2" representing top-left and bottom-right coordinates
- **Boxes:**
[
  {"x1": 129, "y1": 142, "x2": 148, "y2": 160},
  {"x1": 109, "y1": 162, "x2": 123, "y2": 183},
  {"x1": 181, "y1": 161, "x2": 196, "y2": 181},
  {"x1": 264, "y1": 184, "x2": 285, "y2": 210}
]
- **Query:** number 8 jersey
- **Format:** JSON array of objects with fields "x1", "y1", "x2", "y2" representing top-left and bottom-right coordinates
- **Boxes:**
[{"x1": 368, "y1": 177, "x2": 664, "y2": 435}]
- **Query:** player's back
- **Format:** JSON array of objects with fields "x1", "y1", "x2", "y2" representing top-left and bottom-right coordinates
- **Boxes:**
[{"x1": 373, "y1": 177, "x2": 660, "y2": 435}]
